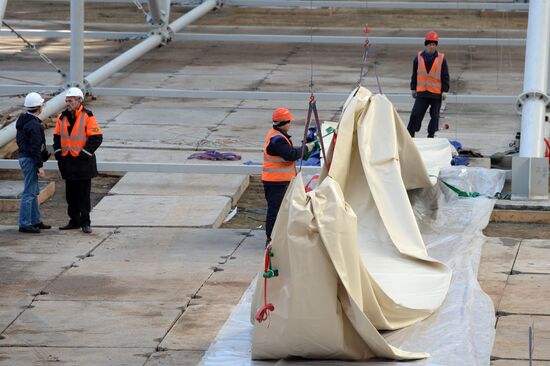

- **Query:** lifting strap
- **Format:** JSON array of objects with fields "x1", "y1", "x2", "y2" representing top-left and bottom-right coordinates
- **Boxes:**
[{"x1": 299, "y1": 94, "x2": 329, "y2": 172}]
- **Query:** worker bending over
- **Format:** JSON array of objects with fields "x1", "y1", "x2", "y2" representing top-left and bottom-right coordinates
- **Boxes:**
[
  {"x1": 407, "y1": 31, "x2": 450, "y2": 138},
  {"x1": 262, "y1": 107, "x2": 317, "y2": 245}
]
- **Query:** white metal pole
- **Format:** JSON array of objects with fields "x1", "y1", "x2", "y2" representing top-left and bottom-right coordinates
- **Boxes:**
[
  {"x1": 85, "y1": 0, "x2": 216, "y2": 87},
  {"x1": 148, "y1": 0, "x2": 164, "y2": 26},
  {"x1": 70, "y1": 0, "x2": 85, "y2": 88},
  {"x1": 0, "y1": 0, "x2": 7, "y2": 27},
  {"x1": 0, "y1": 1, "x2": 217, "y2": 148},
  {"x1": 519, "y1": 0, "x2": 550, "y2": 158}
]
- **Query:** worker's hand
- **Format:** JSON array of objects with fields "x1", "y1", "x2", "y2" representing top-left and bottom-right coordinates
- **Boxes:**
[
  {"x1": 411, "y1": 91, "x2": 417, "y2": 99},
  {"x1": 442, "y1": 92, "x2": 448, "y2": 101},
  {"x1": 37, "y1": 167, "x2": 45, "y2": 179},
  {"x1": 305, "y1": 141, "x2": 319, "y2": 153},
  {"x1": 54, "y1": 151, "x2": 61, "y2": 160}
]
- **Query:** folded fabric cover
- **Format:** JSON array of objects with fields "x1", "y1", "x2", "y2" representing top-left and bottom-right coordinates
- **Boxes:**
[{"x1": 251, "y1": 87, "x2": 452, "y2": 361}]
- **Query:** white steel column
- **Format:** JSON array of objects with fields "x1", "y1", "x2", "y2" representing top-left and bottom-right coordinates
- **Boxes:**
[
  {"x1": 148, "y1": 0, "x2": 170, "y2": 26},
  {"x1": 70, "y1": 0, "x2": 85, "y2": 88},
  {"x1": 0, "y1": 0, "x2": 7, "y2": 26},
  {"x1": 512, "y1": 0, "x2": 550, "y2": 200},
  {"x1": 518, "y1": 0, "x2": 550, "y2": 158},
  {"x1": 85, "y1": 0, "x2": 217, "y2": 87}
]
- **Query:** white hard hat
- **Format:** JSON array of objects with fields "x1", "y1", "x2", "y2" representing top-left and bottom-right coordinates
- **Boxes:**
[
  {"x1": 65, "y1": 87, "x2": 84, "y2": 100},
  {"x1": 23, "y1": 92, "x2": 44, "y2": 108}
]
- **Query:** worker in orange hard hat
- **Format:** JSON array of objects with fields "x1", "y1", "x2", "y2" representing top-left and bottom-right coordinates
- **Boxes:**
[
  {"x1": 262, "y1": 107, "x2": 317, "y2": 245},
  {"x1": 407, "y1": 30, "x2": 450, "y2": 138}
]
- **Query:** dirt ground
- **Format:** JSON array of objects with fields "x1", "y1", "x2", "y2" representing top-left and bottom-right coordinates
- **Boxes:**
[
  {"x1": 0, "y1": 168, "x2": 120, "y2": 227},
  {"x1": 5, "y1": 2, "x2": 528, "y2": 30}
]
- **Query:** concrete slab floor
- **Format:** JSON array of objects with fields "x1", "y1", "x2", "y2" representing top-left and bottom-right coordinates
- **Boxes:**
[
  {"x1": 110, "y1": 173, "x2": 249, "y2": 206},
  {"x1": 90, "y1": 195, "x2": 231, "y2": 228},
  {"x1": 0, "y1": 347, "x2": 152, "y2": 366}
]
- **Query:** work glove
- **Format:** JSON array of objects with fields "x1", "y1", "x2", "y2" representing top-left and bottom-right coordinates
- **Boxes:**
[
  {"x1": 411, "y1": 90, "x2": 417, "y2": 99},
  {"x1": 305, "y1": 140, "x2": 320, "y2": 153},
  {"x1": 442, "y1": 92, "x2": 448, "y2": 101},
  {"x1": 54, "y1": 151, "x2": 61, "y2": 161}
]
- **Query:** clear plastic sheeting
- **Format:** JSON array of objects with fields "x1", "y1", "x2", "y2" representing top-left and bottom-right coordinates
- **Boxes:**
[{"x1": 200, "y1": 166, "x2": 503, "y2": 366}]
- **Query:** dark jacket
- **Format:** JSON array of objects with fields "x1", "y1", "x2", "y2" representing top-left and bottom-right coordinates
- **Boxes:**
[
  {"x1": 16, "y1": 112, "x2": 47, "y2": 168},
  {"x1": 264, "y1": 127, "x2": 304, "y2": 186},
  {"x1": 53, "y1": 108, "x2": 103, "y2": 180},
  {"x1": 410, "y1": 50, "x2": 450, "y2": 99}
]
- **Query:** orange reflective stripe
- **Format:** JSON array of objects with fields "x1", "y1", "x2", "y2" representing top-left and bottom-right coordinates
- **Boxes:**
[
  {"x1": 416, "y1": 52, "x2": 444, "y2": 94},
  {"x1": 261, "y1": 128, "x2": 296, "y2": 182},
  {"x1": 59, "y1": 109, "x2": 88, "y2": 157}
]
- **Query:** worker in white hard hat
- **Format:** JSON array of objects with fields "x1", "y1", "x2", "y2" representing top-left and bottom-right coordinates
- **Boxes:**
[
  {"x1": 53, "y1": 87, "x2": 103, "y2": 234},
  {"x1": 15, "y1": 92, "x2": 51, "y2": 233}
]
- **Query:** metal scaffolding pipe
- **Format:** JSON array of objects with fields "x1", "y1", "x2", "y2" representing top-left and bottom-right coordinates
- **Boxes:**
[
  {"x1": 148, "y1": 0, "x2": 165, "y2": 26},
  {"x1": 518, "y1": 0, "x2": 550, "y2": 158},
  {"x1": 0, "y1": 159, "x2": 322, "y2": 175},
  {"x1": 0, "y1": 29, "x2": 528, "y2": 47},
  {"x1": 0, "y1": 85, "x2": 519, "y2": 105},
  {"x1": 0, "y1": 0, "x2": 7, "y2": 27},
  {"x1": 85, "y1": 0, "x2": 217, "y2": 87},
  {"x1": 70, "y1": 0, "x2": 85, "y2": 88},
  {"x1": 0, "y1": 0, "x2": 217, "y2": 149},
  {"x1": 224, "y1": 0, "x2": 529, "y2": 10}
]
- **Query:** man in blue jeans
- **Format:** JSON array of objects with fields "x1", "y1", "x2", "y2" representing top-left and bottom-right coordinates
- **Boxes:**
[{"x1": 16, "y1": 92, "x2": 51, "y2": 233}]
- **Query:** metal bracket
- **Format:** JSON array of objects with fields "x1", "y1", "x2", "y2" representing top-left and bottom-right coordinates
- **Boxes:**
[{"x1": 516, "y1": 90, "x2": 550, "y2": 115}]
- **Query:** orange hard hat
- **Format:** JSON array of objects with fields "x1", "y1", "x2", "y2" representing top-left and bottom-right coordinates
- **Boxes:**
[
  {"x1": 425, "y1": 31, "x2": 439, "y2": 44},
  {"x1": 272, "y1": 107, "x2": 294, "y2": 123}
]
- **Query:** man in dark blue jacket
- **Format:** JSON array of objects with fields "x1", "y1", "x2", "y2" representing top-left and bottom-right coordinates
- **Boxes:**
[
  {"x1": 262, "y1": 107, "x2": 316, "y2": 245},
  {"x1": 407, "y1": 31, "x2": 450, "y2": 138},
  {"x1": 16, "y1": 92, "x2": 51, "y2": 233}
]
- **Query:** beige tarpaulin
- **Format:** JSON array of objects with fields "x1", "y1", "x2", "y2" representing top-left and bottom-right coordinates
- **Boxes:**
[{"x1": 251, "y1": 87, "x2": 451, "y2": 361}]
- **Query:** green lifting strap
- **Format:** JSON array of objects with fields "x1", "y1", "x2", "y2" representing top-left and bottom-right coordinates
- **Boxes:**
[{"x1": 437, "y1": 177, "x2": 511, "y2": 200}]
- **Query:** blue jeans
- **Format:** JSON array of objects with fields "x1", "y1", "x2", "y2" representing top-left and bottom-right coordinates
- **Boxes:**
[{"x1": 18, "y1": 157, "x2": 41, "y2": 228}]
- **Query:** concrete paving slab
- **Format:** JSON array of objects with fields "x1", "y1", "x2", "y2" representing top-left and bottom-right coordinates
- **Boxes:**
[
  {"x1": 479, "y1": 280, "x2": 507, "y2": 312},
  {"x1": 493, "y1": 315, "x2": 550, "y2": 360},
  {"x1": 159, "y1": 231, "x2": 263, "y2": 351},
  {"x1": 1, "y1": 260, "x2": 71, "y2": 299},
  {"x1": 0, "y1": 300, "x2": 181, "y2": 348},
  {"x1": 42, "y1": 261, "x2": 212, "y2": 302},
  {"x1": 110, "y1": 173, "x2": 249, "y2": 206},
  {"x1": 478, "y1": 237, "x2": 520, "y2": 282},
  {"x1": 159, "y1": 303, "x2": 232, "y2": 352},
  {"x1": 145, "y1": 350, "x2": 204, "y2": 366},
  {"x1": 0, "y1": 297, "x2": 31, "y2": 332},
  {"x1": 514, "y1": 240, "x2": 550, "y2": 274},
  {"x1": 101, "y1": 124, "x2": 210, "y2": 149},
  {"x1": 109, "y1": 107, "x2": 231, "y2": 127},
  {"x1": 91, "y1": 195, "x2": 231, "y2": 228},
  {"x1": 0, "y1": 347, "x2": 151, "y2": 366},
  {"x1": 499, "y1": 274, "x2": 550, "y2": 315},
  {"x1": 0, "y1": 225, "x2": 112, "y2": 262},
  {"x1": 88, "y1": 227, "x2": 251, "y2": 263}
]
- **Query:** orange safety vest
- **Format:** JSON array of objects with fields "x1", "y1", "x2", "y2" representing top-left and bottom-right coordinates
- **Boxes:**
[
  {"x1": 261, "y1": 128, "x2": 297, "y2": 182},
  {"x1": 416, "y1": 51, "x2": 445, "y2": 94},
  {"x1": 54, "y1": 106, "x2": 102, "y2": 157}
]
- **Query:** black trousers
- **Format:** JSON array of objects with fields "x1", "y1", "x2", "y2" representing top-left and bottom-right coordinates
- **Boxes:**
[
  {"x1": 407, "y1": 96, "x2": 442, "y2": 137},
  {"x1": 65, "y1": 179, "x2": 92, "y2": 227},
  {"x1": 263, "y1": 182, "x2": 289, "y2": 241}
]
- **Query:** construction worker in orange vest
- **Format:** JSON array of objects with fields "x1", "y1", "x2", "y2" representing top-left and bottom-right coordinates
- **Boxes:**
[
  {"x1": 53, "y1": 87, "x2": 103, "y2": 234},
  {"x1": 262, "y1": 107, "x2": 317, "y2": 245},
  {"x1": 407, "y1": 31, "x2": 450, "y2": 138}
]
